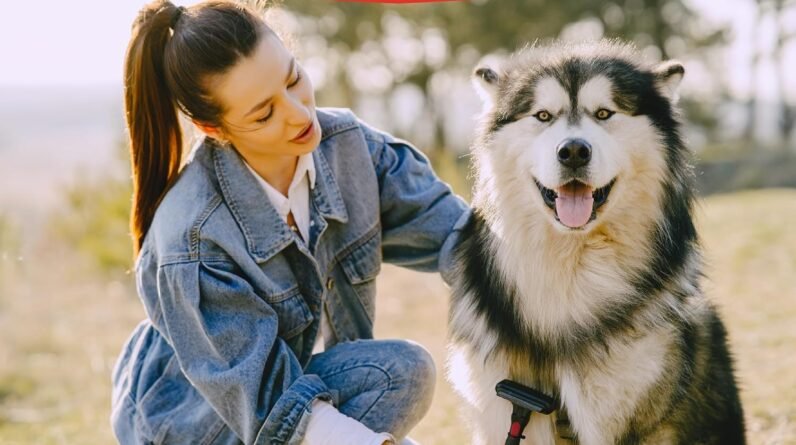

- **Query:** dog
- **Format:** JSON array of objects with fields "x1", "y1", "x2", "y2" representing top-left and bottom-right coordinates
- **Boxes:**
[{"x1": 445, "y1": 41, "x2": 745, "y2": 445}]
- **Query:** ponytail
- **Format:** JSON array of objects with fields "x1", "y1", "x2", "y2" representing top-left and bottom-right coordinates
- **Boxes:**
[
  {"x1": 123, "y1": 0, "x2": 270, "y2": 257},
  {"x1": 124, "y1": 1, "x2": 183, "y2": 257}
]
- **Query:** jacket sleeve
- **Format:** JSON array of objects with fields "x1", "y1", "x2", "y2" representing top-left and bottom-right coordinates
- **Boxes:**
[
  {"x1": 154, "y1": 260, "x2": 332, "y2": 445},
  {"x1": 359, "y1": 119, "x2": 471, "y2": 283}
]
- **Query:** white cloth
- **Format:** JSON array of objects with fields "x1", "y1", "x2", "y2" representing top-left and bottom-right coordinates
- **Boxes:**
[
  {"x1": 243, "y1": 152, "x2": 316, "y2": 243},
  {"x1": 301, "y1": 400, "x2": 396, "y2": 445}
]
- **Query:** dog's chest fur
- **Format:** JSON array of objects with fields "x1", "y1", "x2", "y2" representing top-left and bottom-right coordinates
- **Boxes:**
[
  {"x1": 450, "y1": 301, "x2": 678, "y2": 445},
  {"x1": 447, "y1": 212, "x2": 684, "y2": 445}
]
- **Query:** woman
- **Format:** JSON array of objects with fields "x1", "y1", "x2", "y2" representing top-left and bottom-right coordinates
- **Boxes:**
[{"x1": 110, "y1": 1, "x2": 469, "y2": 444}]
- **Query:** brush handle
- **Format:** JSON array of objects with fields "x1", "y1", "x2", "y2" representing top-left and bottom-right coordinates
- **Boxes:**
[{"x1": 495, "y1": 379, "x2": 557, "y2": 414}]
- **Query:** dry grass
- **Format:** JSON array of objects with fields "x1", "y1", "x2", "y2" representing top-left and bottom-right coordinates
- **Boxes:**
[
  {"x1": 0, "y1": 245, "x2": 142, "y2": 445},
  {"x1": 695, "y1": 189, "x2": 796, "y2": 444},
  {"x1": 0, "y1": 189, "x2": 794, "y2": 444}
]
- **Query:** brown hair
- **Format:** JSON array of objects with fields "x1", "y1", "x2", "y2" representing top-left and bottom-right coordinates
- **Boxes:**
[{"x1": 124, "y1": 0, "x2": 269, "y2": 256}]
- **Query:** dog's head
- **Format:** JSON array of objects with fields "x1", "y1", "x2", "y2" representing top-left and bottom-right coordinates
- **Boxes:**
[{"x1": 472, "y1": 41, "x2": 685, "y2": 233}]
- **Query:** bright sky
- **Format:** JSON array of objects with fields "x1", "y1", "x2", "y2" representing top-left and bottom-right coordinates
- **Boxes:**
[
  {"x1": 0, "y1": 0, "x2": 200, "y2": 87},
  {"x1": 0, "y1": 0, "x2": 790, "y2": 101}
]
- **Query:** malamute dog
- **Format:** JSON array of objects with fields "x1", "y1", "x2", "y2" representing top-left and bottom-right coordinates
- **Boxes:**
[{"x1": 446, "y1": 41, "x2": 745, "y2": 444}]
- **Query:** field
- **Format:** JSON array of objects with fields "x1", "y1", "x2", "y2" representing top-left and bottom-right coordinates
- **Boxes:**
[{"x1": 0, "y1": 189, "x2": 794, "y2": 444}]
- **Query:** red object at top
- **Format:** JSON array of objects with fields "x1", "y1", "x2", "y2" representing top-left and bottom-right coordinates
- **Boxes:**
[{"x1": 335, "y1": 0, "x2": 465, "y2": 3}]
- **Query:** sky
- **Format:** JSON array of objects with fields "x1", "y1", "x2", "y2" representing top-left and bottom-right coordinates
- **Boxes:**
[
  {"x1": 0, "y1": 0, "x2": 792, "y2": 101},
  {"x1": 0, "y1": 0, "x2": 222, "y2": 87},
  {"x1": 0, "y1": 0, "x2": 148, "y2": 87}
]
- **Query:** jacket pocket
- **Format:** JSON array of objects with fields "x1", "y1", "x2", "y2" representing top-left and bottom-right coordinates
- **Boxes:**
[
  {"x1": 262, "y1": 286, "x2": 314, "y2": 339},
  {"x1": 339, "y1": 229, "x2": 382, "y2": 321}
]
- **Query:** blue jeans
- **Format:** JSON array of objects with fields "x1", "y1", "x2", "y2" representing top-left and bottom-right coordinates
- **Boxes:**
[{"x1": 124, "y1": 339, "x2": 436, "y2": 445}]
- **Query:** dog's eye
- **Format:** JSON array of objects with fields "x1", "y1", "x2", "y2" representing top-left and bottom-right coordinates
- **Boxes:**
[
  {"x1": 595, "y1": 108, "x2": 615, "y2": 120},
  {"x1": 534, "y1": 110, "x2": 552, "y2": 122}
]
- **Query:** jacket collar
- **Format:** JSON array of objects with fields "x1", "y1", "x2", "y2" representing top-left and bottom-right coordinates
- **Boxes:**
[{"x1": 211, "y1": 131, "x2": 349, "y2": 262}]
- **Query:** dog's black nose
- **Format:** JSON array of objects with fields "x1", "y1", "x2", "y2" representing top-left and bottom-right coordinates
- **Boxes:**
[{"x1": 557, "y1": 139, "x2": 592, "y2": 169}]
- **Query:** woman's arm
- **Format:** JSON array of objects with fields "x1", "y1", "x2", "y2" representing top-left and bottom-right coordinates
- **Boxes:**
[
  {"x1": 359, "y1": 119, "x2": 471, "y2": 284},
  {"x1": 153, "y1": 259, "x2": 331, "y2": 445}
]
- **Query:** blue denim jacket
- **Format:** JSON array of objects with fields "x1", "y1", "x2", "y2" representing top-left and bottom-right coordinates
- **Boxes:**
[{"x1": 111, "y1": 108, "x2": 470, "y2": 445}]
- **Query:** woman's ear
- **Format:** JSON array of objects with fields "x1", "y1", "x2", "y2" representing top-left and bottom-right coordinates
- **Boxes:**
[{"x1": 193, "y1": 120, "x2": 225, "y2": 140}]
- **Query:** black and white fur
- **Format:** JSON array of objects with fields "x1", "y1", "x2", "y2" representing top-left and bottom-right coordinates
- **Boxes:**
[{"x1": 446, "y1": 41, "x2": 745, "y2": 445}]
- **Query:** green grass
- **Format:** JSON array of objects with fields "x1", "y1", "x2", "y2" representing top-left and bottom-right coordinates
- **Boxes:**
[{"x1": 0, "y1": 189, "x2": 794, "y2": 444}]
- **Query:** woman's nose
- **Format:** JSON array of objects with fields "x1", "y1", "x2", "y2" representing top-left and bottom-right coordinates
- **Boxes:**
[{"x1": 284, "y1": 92, "x2": 311, "y2": 125}]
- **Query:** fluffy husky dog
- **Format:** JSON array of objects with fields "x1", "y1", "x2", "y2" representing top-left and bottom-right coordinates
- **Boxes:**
[{"x1": 446, "y1": 41, "x2": 745, "y2": 445}]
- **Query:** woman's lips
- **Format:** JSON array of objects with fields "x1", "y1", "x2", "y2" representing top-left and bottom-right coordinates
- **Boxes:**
[{"x1": 291, "y1": 121, "x2": 314, "y2": 143}]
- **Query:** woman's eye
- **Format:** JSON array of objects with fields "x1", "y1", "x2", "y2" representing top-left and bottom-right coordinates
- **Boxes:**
[
  {"x1": 255, "y1": 69, "x2": 302, "y2": 124},
  {"x1": 595, "y1": 108, "x2": 615, "y2": 120},
  {"x1": 288, "y1": 70, "x2": 302, "y2": 88},
  {"x1": 534, "y1": 110, "x2": 552, "y2": 122},
  {"x1": 256, "y1": 108, "x2": 273, "y2": 123}
]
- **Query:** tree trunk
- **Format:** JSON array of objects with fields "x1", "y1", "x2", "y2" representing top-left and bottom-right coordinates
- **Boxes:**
[{"x1": 775, "y1": 0, "x2": 795, "y2": 147}]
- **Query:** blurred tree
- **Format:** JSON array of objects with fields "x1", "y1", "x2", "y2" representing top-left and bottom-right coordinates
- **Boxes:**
[
  {"x1": 744, "y1": 0, "x2": 762, "y2": 143},
  {"x1": 774, "y1": 0, "x2": 795, "y2": 145},
  {"x1": 0, "y1": 213, "x2": 21, "y2": 283},
  {"x1": 271, "y1": 0, "x2": 728, "y2": 153},
  {"x1": 47, "y1": 140, "x2": 133, "y2": 275},
  {"x1": 743, "y1": 0, "x2": 795, "y2": 147},
  {"x1": 0, "y1": 214, "x2": 20, "y2": 257}
]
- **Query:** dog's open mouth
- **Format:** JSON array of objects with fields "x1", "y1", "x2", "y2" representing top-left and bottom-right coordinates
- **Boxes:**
[{"x1": 535, "y1": 178, "x2": 616, "y2": 229}]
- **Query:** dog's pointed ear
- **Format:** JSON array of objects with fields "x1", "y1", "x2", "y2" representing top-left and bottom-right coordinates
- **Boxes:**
[
  {"x1": 472, "y1": 64, "x2": 502, "y2": 108},
  {"x1": 654, "y1": 60, "x2": 685, "y2": 104}
]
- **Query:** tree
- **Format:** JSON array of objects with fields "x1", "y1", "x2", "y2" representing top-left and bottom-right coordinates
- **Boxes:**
[{"x1": 267, "y1": 0, "x2": 729, "y2": 152}]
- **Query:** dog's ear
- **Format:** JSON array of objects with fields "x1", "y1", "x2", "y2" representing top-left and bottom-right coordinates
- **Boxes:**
[
  {"x1": 472, "y1": 64, "x2": 502, "y2": 108},
  {"x1": 653, "y1": 60, "x2": 685, "y2": 104}
]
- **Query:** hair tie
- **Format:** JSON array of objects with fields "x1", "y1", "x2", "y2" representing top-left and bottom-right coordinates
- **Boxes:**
[{"x1": 170, "y1": 6, "x2": 185, "y2": 30}]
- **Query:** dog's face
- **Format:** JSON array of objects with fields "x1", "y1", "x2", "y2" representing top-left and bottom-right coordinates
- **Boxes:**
[{"x1": 473, "y1": 42, "x2": 684, "y2": 233}]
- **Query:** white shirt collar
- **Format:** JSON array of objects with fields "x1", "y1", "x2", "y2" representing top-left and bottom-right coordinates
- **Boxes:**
[
  {"x1": 243, "y1": 151, "x2": 316, "y2": 199},
  {"x1": 295, "y1": 151, "x2": 317, "y2": 190},
  {"x1": 242, "y1": 152, "x2": 316, "y2": 243}
]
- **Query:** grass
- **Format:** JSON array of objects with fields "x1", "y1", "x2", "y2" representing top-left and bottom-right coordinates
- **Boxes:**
[
  {"x1": 0, "y1": 189, "x2": 794, "y2": 444},
  {"x1": 694, "y1": 189, "x2": 796, "y2": 444}
]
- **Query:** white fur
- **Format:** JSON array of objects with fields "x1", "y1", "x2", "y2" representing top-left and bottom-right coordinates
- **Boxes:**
[
  {"x1": 448, "y1": 342, "x2": 559, "y2": 445},
  {"x1": 654, "y1": 61, "x2": 684, "y2": 104},
  {"x1": 557, "y1": 328, "x2": 672, "y2": 445},
  {"x1": 448, "y1": 65, "x2": 684, "y2": 444},
  {"x1": 477, "y1": 77, "x2": 668, "y2": 333},
  {"x1": 448, "y1": 321, "x2": 675, "y2": 444}
]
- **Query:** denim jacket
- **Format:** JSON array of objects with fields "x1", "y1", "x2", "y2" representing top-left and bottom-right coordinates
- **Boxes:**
[{"x1": 111, "y1": 108, "x2": 470, "y2": 445}]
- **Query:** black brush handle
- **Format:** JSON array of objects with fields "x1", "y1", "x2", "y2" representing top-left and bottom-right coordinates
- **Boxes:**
[{"x1": 495, "y1": 379, "x2": 557, "y2": 414}]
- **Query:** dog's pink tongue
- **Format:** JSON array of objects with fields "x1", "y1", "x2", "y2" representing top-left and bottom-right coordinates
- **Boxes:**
[{"x1": 555, "y1": 182, "x2": 594, "y2": 228}]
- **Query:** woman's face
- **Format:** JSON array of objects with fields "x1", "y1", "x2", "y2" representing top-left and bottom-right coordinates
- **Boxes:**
[{"x1": 208, "y1": 32, "x2": 321, "y2": 162}]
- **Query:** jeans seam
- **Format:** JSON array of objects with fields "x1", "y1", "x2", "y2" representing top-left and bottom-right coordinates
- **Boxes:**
[
  {"x1": 357, "y1": 387, "x2": 389, "y2": 426},
  {"x1": 320, "y1": 363, "x2": 392, "y2": 424},
  {"x1": 199, "y1": 418, "x2": 227, "y2": 445}
]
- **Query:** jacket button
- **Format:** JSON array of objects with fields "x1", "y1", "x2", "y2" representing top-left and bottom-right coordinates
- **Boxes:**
[{"x1": 326, "y1": 278, "x2": 334, "y2": 291}]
